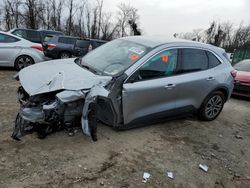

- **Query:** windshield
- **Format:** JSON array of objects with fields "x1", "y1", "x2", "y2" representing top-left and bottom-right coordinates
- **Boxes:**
[
  {"x1": 234, "y1": 59, "x2": 250, "y2": 72},
  {"x1": 81, "y1": 39, "x2": 151, "y2": 76}
]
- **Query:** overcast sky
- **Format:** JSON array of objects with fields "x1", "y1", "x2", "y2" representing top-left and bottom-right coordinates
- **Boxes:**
[{"x1": 102, "y1": 0, "x2": 250, "y2": 37}]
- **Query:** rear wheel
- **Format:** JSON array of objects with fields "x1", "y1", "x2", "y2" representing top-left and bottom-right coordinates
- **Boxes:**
[
  {"x1": 59, "y1": 51, "x2": 71, "y2": 59},
  {"x1": 198, "y1": 91, "x2": 225, "y2": 121},
  {"x1": 14, "y1": 55, "x2": 34, "y2": 70}
]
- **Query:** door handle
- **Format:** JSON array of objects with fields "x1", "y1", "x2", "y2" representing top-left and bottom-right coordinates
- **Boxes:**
[
  {"x1": 164, "y1": 84, "x2": 176, "y2": 89},
  {"x1": 206, "y1": 77, "x2": 215, "y2": 81}
]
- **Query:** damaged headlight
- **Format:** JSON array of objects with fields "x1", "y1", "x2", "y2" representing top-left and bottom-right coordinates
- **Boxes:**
[{"x1": 17, "y1": 86, "x2": 29, "y2": 106}]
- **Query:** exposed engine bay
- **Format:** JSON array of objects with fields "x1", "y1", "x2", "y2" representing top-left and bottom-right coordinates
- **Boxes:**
[{"x1": 13, "y1": 86, "x2": 87, "y2": 140}]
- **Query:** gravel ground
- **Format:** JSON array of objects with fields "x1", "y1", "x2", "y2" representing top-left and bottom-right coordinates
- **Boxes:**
[{"x1": 0, "y1": 68, "x2": 250, "y2": 188}]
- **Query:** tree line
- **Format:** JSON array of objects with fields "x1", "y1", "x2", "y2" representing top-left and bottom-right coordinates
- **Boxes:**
[
  {"x1": 0, "y1": 0, "x2": 141, "y2": 40},
  {"x1": 175, "y1": 21, "x2": 250, "y2": 52}
]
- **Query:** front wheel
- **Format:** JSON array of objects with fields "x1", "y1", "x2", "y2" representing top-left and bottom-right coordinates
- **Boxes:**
[{"x1": 198, "y1": 91, "x2": 225, "y2": 121}]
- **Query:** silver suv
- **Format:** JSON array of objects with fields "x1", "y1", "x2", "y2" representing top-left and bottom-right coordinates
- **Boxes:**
[{"x1": 13, "y1": 36, "x2": 235, "y2": 140}]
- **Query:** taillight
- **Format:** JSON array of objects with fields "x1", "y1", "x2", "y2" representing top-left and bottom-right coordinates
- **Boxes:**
[
  {"x1": 231, "y1": 70, "x2": 237, "y2": 78},
  {"x1": 31, "y1": 45, "x2": 43, "y2": 51},
  {"x1": 47, "y1": 44, "x2": 56, "y2": 49}
]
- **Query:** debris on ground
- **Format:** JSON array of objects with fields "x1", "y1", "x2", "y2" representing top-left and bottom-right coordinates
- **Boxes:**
[
  {"x1": 234, "y1": 176, "x2": 250, "y2": 181},
  {"x1": 142, "y1": 172, "x2": 150, "y2": 183},
  {"x1": 166, "y1": 171, "x2": 174, "y2": 179},
  {"x1": 233, "y1": 172, "x2": 241, "y2": 179},
  {"x1": 1, "y1": 157, "x2": 6, "y2": 163},
  {"x1": 20, "y1": 175, "x2": 30, "y2": 182},
  {"x1": 235, "y1": 134, "x2": 243, "y2": 139},
  {"x1": 199, "y1": 164, "x2": 209, "y2": 172}
]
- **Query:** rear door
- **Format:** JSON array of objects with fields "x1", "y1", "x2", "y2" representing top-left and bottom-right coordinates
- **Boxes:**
[
  {"x1": 0, "y1": 33, "x2": 21, "y2": 66},
  {"x1": 122, "y1": 49, "x2": 179, "y2": 125},
  {"x1": 174, "y1": 48, "x2": 220, "y2": 109}
]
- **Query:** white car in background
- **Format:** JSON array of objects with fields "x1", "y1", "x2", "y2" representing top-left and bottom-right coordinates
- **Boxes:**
[{"x1": 0, "y1": 31, "x2": 45, "y2": 70}]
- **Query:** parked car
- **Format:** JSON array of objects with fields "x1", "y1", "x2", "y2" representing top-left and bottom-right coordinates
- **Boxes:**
[
  {"x1": 12, "y1": 36, "x2": 234, "y2": 140},
  {"x1": 73, "y1": 39, "x2": 107, "y2": 57},
  {"x1": 9, "y1": 28, "x2": 64, "y2": 44},
  {"x1": 43, "y1": 35, "x2": 80, "y2": 59},
  {"x1": 0, "y1": 31, "x2": 45, "y2": 70},
  {"x1": 233, "y1": 59, "x2": 250, "y2": 97}
]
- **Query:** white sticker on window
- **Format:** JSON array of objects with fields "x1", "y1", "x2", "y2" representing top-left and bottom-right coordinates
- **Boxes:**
[{"x1": 129, "y1": 47, "x2": 145, "y2": 55}]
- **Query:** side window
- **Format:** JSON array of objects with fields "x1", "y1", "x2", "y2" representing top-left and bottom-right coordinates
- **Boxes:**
[
  {"x1": 0, "y1": 33, "x2": 19, "y2": 43},
  {"x1": 206, "y1": 51, "x2": 221, "y2": 68},
  {"x1": 58, "y1": 37, "x2": 76, "y2": 44},
  {"x1": 68, "y1": 38, "x2": 76, "y2": 44},
  {"x1": 26, "y1": 30, "x2": 41, "y2": 43},
  {"x1": 58, "y1": 37, "x2": 67, "y2": 43},
  {"x1": 181, "y1": 49, "x2": 208, "y2": 73},
  {"x1": 138, "y1": 49, "x2": 178, "y2": 80},
  {"x1": 12, "y1": 29, "x2": 26, "y2": 38}
]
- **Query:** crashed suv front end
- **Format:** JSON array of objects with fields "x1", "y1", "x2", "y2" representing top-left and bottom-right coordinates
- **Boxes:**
[{"x1": 12, "y1": 58, "x2": 119, "y2": 141}]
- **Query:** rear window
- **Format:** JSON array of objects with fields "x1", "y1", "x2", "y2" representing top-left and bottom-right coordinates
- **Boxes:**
[
  {"x1": 234, "y1": 60, "x2": 250, "y2": 72},
  {"x1": 181, "y1": 49, "x2": 208, "y2": 73},
  {"x1": 206, "y1": 51, "x2": 221, "y2": 68},
  {"x1": 12, "y1": 29, "x2": 26, "y2": 38},
  {"x1": 58, "y1": 37, "x2": 77, "y2": 44}
]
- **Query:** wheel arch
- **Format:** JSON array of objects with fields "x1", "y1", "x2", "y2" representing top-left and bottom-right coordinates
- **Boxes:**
[
  {"x1": 59, "y1": 50, "x2": 72, "y2": 58},
  {"x1": 201, "y1": 86, "x2": 229, "y2": 107}
]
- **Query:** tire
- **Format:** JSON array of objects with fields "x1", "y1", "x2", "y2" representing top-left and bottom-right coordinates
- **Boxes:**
[
  {"x1": 198, "y1": 91, "x2": 225, "y2": 121},
  {"x1": 59, "y1": 51, "x2": 71, "y2": 59},
  {"x1": 14, "y1": 55, "x2": 34, "y2": 70}
]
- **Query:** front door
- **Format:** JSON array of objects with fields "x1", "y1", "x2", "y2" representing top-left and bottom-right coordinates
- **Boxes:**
[{"x1": 122, "y1": 49, "x2": 179, "y2": 125}]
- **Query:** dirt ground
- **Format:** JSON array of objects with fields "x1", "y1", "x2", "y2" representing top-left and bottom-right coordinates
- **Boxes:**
[{"x1": 0, "y1": 68, "x2": 250, "y2": 188}]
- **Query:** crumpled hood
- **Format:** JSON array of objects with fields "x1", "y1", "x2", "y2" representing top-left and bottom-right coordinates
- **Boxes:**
[{"x1": 19, "y1": 58, "x2": 112, "y2": 96}]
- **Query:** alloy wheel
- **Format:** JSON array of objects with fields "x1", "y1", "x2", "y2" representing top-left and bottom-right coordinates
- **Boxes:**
[
  {"x1": 205, "y1": 95, "x2": 223, "y2": 119},
  {"x1": 17, "y1": 56, "x2": 33, "y2": 69}
]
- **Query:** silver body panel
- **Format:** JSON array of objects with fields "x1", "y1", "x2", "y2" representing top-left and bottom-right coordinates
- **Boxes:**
[{"x1": 122, "y1": 38, "x2": 234, "y2": 124}]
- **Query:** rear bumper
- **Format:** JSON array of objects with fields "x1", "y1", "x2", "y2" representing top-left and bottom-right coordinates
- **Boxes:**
[
  {"x1": 233, "y1": 84, "x2": 250, "y2": 97},
  {"x1": 44, "y1": 49, "x2": 58, "y2": 59}
]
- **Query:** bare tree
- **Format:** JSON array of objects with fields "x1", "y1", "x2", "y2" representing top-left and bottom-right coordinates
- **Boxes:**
[
  {"x1": 66, "y1": 0, "x2": 74, "y2": 35},
  {"x1": 96, "y1": 0, "x2": 103, "y2": 39},
  {"x1": 117, "y1": 3, "x2": 133, "y2": 37},
  {"x1": 3, "y1": 0, "x2": 21, "y2": 30},
  {"x1": 101, "y1": 13, "x2": 119, "y2": 40},
  {"x1": 24, "y1": 0, "x2": 38, "y2": 29},
  {"x1": 0, "y1": 0, "x2": 143, "y2": 40}
]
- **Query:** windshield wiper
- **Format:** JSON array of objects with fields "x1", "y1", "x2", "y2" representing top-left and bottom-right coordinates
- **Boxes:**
[
  {"x1": 75, "y1": 58, "x2": 103, "y2": 75},
  {"x1": 81, "y1": 62, "x2": 101, "y2": 75}
]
